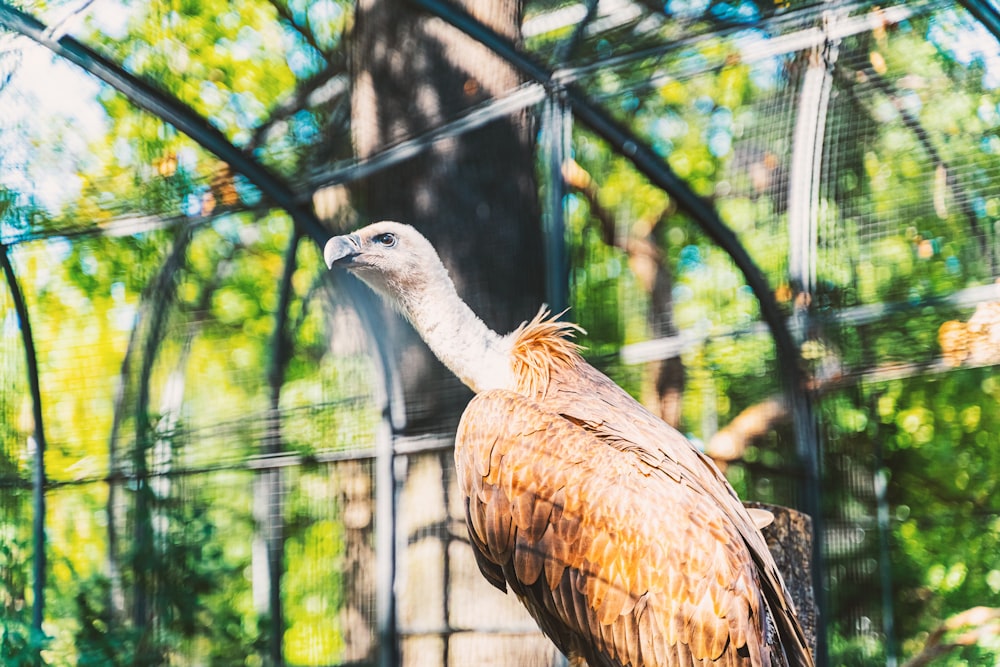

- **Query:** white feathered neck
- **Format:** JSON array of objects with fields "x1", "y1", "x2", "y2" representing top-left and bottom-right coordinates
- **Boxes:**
[
  {"x1": 327, "y1": 221, "x2": 521, "y2": 394},
  {"x1": 398, "y1": 274, "x2": 515, "y2": 394}
]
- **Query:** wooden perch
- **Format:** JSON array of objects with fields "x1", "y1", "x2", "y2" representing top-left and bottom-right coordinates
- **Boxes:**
[
  {"x1": 901, "y1": 606, "x2": 1000, "y2": 667},
  {"x1": 744, "y1": 501, "x2": 818, "y2": 659}
]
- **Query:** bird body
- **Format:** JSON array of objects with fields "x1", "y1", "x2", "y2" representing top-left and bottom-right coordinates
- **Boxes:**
[{"x1": 325, "y1": 221, "x2": 813, "y2": 667}]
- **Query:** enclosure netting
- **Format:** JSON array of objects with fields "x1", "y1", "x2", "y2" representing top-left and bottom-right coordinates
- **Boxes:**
[{"x1": 1, "y1": 0, "x2": 1000, "y2": 666}]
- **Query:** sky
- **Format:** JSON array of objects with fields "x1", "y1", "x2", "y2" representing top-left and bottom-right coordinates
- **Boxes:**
[
  {"x1": 0, "y1": 39, "x2": 106, "y2": 215},
  {"x1": 0, "y1": 2, "x2": 130, "y2": 217}
]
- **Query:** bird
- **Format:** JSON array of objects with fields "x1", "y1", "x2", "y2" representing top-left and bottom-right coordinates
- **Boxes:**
[{"x1": 324, "y1": 221, "x2": 814, "y2": 667}]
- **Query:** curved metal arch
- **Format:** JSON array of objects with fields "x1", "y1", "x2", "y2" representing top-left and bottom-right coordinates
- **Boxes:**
[
  {"x1": 406, "y1": 1, "x2": 826, "y2": 662},
  {"x1": 0, "y1": 243, "x2": 47, "y2": 642},
  {"x1": 0, "y1": 10, "x2": 405, "y2": 666},
  {"x1": 0, "y1": 1, "x2": 831, "y2": 662},
  {"x1": 0, "y1": 3, "x2": 330, "y2": 250},
  {"x1": 959, "y1": 0, "x2": 1000, "y2": 43},
  {"x1": 406, "y1": 0, "x2": 819, "y2": 484}
]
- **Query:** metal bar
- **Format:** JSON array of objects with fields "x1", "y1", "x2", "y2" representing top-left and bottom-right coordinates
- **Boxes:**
[
  {"x1": 0, "y1": 3, "x2": 330, "y2": 249},
  {"x1": 548, "y1": 2, "x2": 920, "y2": 86},
  {"x1": 540, "y1": 95, "x2": 570, "y2": 313},
  {"x1": 0, "y1": 243, "x2": 47, "y2": 657},
  {"x1": 0, "y1": 200, "x2": 274, "y2": 248},
  {"x1": 326, "y1": 272, "x2": 403, "y2": 667},
  {"x1": 406, "y1": 0, "x2": 819, "y2": 463},
  {"x1": 785, "y1": 33, "x2": 836, "y2": 663},
  {"x1": 414, "y1": 0, "x2": 804, "y2": 378},
  {"x1": 552, "y1": 0, "x2": 599, "y2": 63},
  {"x1": 958, "y1": 0, "x2": 1000, "y2": 43},
  {"x1": 259, "y1": 229, "x2": 302, "y2": 667},
  {"x1": 267, "y1": 229, "x2": 302, "y2": 405},
  {"x1": 873, "y1": 448, "x2": 898, "y2": 667},
  {"x1": 407, "y1": 1, "x2": 826, "y2": 662},
  {"x1": 623, "y1": 280, "x2": 1000, "y2": 364},
  {"x1": 787, "y1": 48, "x2": 833, "y2": 299},
  {"x1": 307, "y1": 81, "x2": 547, "y2": 194}
]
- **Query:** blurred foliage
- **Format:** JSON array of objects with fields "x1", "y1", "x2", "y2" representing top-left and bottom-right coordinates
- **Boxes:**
[
  {"x1": 0, "y1": 0, "x2": 998, "y2": 666},
  {"x1": 556, "y1": 4, "x2": 1000, "y2": 666},
  {"x1": 3, "y1": 1, "x2": 370, "y2": 664}
]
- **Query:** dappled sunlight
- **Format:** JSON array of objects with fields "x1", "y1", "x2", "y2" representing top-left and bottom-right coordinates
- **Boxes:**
[{"x1": 0, "y1": 0, "x2": 998, "y2": 665}]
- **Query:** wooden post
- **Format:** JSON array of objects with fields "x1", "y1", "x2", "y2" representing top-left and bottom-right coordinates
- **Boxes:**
[{"x1": 744, "y1": 501, "x2": 818, "y2": 658}]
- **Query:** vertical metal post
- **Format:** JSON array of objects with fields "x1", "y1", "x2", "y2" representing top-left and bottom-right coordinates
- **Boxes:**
[
  {"x1": 786, "y1": 17, "x2": 840, "y2": 666},
  {"x1": 332, "y1": 274, "x2": 403, "y2": 667},
  {"x1": 404, "y1": 14, "x2": 830, "y2": 663},
  {"x1": 874, "y1": 438, "x2": 898, "y2": 667},
  {"x1": 540, "y1": 94, "x2": 571, "y2": 313},
  {"x1": 786, "y1": 48, "x2": 829, "y2": 308},
  {"x1": 375, "y1": 399, "x2": 397, "y2": 667},
  {"x1": 0, "y1": 244, "x2": 47, "y2": 659},
  {"x1": 261, "y1": 228, "x2": 304, "y2": 667}
]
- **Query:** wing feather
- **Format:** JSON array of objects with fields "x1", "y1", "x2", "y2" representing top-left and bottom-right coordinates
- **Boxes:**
[
  {"x1": 489, "y1": 491, "x2": 516, "y2": 564},
  {"x1": 622, "y1": 600, "x2": 641, "y2": 666},
  {"x1": 456, "y1": 355, "x2": 813, "y2": 667},
  {"x1": 540, "y1": 361, "x2": 814, "y2": 667},
  {"x1": 515, "y1": 531, "x2": 544, "y2": 586},
  {"x1": 637, "y1": 600, "x2": 656, "y2": 665},
  {"x1": 465, "y1": 497, "x2": 507, "y2": 592}
]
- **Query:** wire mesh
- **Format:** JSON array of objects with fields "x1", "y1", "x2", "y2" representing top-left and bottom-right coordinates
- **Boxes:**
[
  {"x1": 394, "y1": 446, "x2": 564, "y2": 667},
  {"x1": 556, "y1": 1, "x2": 1000, "y2": 662},
  {"x1": 0, "y1": 0, "x2": 999, "y2": 665}
]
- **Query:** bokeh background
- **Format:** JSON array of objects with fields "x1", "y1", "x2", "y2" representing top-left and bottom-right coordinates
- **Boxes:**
[{"x1": 1, "y1": 0, "x2": 999, "y2": 665}]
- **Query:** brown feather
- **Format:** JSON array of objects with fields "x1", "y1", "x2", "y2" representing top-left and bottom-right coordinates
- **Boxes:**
[
  {"x1": 510, "y1": 308, "x2": 585, "y2": 399},
  {"x1": 329, "y1": 223, "x2": 811, "y2": 665},
  {"x1": 453, "y1": 313, "x2": 813, "y2": 667},
  {"x1": 515, "y1": 533, "x2": 544, "y2": 586}
]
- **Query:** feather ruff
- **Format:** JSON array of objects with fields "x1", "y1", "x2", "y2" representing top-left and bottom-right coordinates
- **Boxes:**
[{"x1": 510, "y1": 308, "x2": 586, "y2": 399}]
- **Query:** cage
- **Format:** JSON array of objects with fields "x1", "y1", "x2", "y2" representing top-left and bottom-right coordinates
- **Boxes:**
[{"x1": 1, "y1": 1, "x2": 999, "y2": 666}]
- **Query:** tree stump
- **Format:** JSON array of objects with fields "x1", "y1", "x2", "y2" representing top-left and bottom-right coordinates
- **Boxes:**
[{"x1": 744, "y1": 501, "x2": 817, "y2": 658}]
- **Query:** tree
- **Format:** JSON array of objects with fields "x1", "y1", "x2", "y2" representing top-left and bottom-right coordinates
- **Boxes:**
[
  {"x1": 343, "y1": 1, "x2": 555, "y2": 664},
  {"x1": 349, "y1": 0, "x2": 546, "y2": 430}
]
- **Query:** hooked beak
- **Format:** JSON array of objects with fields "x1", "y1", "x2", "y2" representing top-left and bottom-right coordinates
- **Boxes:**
[{"x1": 324, "y1": 234, "x2": 360, "y2": 269}]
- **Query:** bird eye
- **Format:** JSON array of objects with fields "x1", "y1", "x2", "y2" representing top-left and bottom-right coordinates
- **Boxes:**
[{"x1": 374, "y1": 233, "x2": 397, "y2": 247}]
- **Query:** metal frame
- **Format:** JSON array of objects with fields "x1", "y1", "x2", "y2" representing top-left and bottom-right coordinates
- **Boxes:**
[
  {"x1": 959, "y1": 0, "x2": 1000, "y2": 42},
  {"x1": 0, "y1": 242, "x2": 47, "y2": 654},
  {"x1": 0, "y1": 3, "x2": 329, "y2": 250},
  {"x1": 407, "y1": 2, "x2": 827, "y2": 661},
  {"x1": 2, "y1": 2, "x2": 940, "y2": 665},
  {"x1": 4, "y1": 1, "x2": 996, "y2": 665}
]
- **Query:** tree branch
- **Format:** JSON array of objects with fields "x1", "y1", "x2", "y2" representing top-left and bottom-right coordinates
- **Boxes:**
[
  {"x1": 902, "y1": 606, "x2": 1000, "y2": 667},
  {"x1": 265, "y1": 0, "x2": 334, "y2": 62},
  {"x1": 247, "y1": 66, "x2": 347, "y2": 152},
  {"x1": 562, "y1": 158, "x2": 685, "y2": 426},
  {"x1": 706, "y1": 301, "x2": 1000, "y2": 463}
]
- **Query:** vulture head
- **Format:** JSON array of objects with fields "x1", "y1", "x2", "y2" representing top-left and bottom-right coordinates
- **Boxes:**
[
  {"x1": 324, "y1": 221, "x2": 454, "y2": 315},
  {"x1": 324, "y1": 221, "x2": 514, "y2": 393}
]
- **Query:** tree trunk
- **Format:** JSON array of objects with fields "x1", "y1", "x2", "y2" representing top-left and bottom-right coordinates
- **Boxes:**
[
  {"x1": 350, "y1": 0, "x2": 545, "y2": 432},
  {"x1": 744, "y1": 501, "x2": 818, "y2": 659},
  {"x1": 348, "y1": 3, "x2": 551, "y2": 665}
]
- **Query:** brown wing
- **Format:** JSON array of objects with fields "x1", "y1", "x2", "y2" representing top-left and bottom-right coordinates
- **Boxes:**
[
  {"x1": 456, "y1": 386, "x2": 787, "y2": 667},
  {"x1": 541, "y1": 362, "x2": 813, "y2": 667}
]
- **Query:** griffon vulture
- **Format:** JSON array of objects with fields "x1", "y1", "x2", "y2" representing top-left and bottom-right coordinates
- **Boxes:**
[{"x1": 324, "y1": 221, "x2": 813, "y2": 667}]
